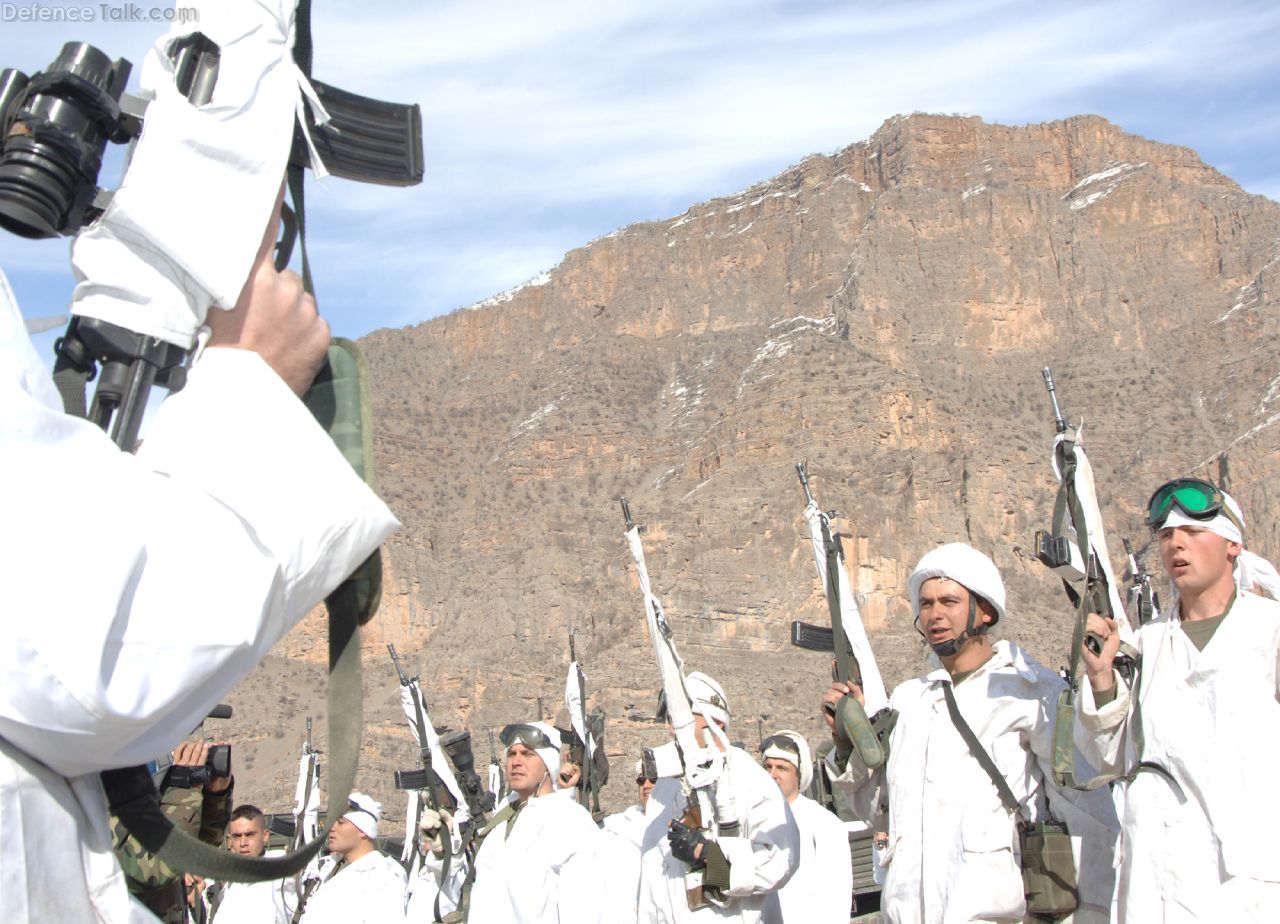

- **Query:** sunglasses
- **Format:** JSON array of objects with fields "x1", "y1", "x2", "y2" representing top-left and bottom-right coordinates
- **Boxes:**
[{"x1": 1145, "y1": 479, "x2": 1243, "y2": 534}]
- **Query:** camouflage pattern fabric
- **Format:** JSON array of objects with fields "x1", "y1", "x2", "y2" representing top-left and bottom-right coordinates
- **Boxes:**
[{"x1": 113, "y1": 782, "x2": 233, "y2": 923}]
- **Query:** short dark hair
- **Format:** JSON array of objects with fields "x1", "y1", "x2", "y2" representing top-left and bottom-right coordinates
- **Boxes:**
[{"x1": 230, "y1": 804, "x2": 266, "y2": 825}]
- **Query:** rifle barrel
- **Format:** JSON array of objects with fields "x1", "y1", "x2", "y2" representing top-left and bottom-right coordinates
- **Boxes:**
[
  {"x1": 387, "y1": 643, "x2": 409, "y2": 685},
  {"x1": 1041, "y1": 367, "x2": 1067, "y2": 434},
  {"x1": 621, "y1": 496, "x2": 635, "y2": 531},
  {"x1": 795, "y1": 461, "x2": 816, "y2": 506}
]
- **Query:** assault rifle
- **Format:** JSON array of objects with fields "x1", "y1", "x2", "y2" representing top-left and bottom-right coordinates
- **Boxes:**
[
  {"x1": 1035, "y1": 367, "x2": 1139, "y2": 788},
  {"x1": 791, "y1": 462, "x2": 894, "y2": 770},
  {"x1": 565, "y1": 630, "x2": 606, "y2": 819},
  {"x1": 622, "y1": 498, "x2": 737, "y2": 910},
  {"x1": 1123, "y1": 538, "x2": 1160, "y2": 627},
  {"x1": 486, "y1": 728, "x2": 506, "y2": 804},
  {"x1": 389, "y1": 644, "x2": 449, "y2": 819},
  {"x1": 390, "y1": 644, "x2": 484, "y2": 922}
]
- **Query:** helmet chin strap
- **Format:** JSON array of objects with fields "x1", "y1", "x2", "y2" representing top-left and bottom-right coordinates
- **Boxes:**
[{"x1": 916, "y1": 594, "x2": 989, "y2": 658}]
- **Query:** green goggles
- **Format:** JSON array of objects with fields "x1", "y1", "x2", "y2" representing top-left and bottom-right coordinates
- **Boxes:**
[
  {"x1": 499, "y1": 724, "x2": 556, "y2": 751},
  {"x1": 1145, "y1": 478, "x2": 1242, "y2": 533}
]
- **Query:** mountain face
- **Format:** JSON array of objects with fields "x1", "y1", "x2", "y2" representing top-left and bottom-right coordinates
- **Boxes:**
[{"x1": 232, "y1": 113, "x2": 1280, "y2": 820}]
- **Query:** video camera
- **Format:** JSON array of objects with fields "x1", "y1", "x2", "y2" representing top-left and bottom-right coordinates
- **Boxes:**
[
  {"x1": 0, "y1": 37, "x2": 422, "y2": 240},
  {"x1": 164, "y1": 743, "x2": 232, "y2": 789}
]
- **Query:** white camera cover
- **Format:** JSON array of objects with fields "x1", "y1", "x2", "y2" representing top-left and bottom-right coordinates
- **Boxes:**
[{"x1": 69, "y1": 0, "x2": 327, "y2": 349}]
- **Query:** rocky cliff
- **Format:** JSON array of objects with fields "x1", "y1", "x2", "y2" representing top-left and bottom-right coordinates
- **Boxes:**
[{"x1": 228, "y1": 113, "x2": 1280, "y2": 825}]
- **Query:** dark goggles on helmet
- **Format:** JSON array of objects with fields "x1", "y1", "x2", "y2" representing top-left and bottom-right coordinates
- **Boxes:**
[
  {"x1": 759, "y1": 734, "x2": 802, "y2": 759},
  {"x1": 1145, "y1": 478, "x2": 1243, "y2": 534},
  {"x1": 499, "y1": 723, "x2": 555, "y2": 751}
]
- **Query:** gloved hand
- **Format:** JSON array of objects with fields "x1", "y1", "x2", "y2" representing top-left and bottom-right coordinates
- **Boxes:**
[
  {"x1": 420, "y1": 807, "x2": 454, "y2": 857},
  {"x1": 419, "y1": 807, "x2": 443, "y2": 836},
  {"x1": 668, "y1": 820, "x2": 708, "y2": 867}
]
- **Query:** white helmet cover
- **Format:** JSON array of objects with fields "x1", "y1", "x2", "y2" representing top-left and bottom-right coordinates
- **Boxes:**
[
  {"x1": 909, "y1": 543, "x2": 1007, "y2": 626},
  {"x1": 685, "y1": 671, "x2": 730, "y2": 728}
]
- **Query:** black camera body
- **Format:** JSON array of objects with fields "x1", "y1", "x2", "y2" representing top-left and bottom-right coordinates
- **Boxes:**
[
  {"x1": 0, "y1": 35, "x2": 422, "y2": 242},
  {"x1": 0, "y1": 42, "x2": 137, "y2": 239},
  {"x1": 163, "y1": 744, "x2": 231, "y2": 789}
]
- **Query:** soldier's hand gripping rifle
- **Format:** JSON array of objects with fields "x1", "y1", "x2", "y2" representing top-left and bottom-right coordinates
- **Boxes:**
[
  {"x1": 791, "y1": 463, "x2": 895, "y2": 770},
  {"x1": 622, "y1": 498, "x2": 737, "y2": 911},
  {"x1": 1035, "y1": 368, "x2": 1140, "y2": 787}
]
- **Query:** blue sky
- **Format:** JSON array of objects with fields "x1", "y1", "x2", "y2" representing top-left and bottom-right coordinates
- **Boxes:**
[{"x1": 3, "y1": 0, "x2": 1278, "y2": 358}]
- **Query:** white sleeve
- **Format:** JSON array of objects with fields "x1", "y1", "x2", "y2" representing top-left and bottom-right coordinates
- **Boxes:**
[
  {"x1": 0, "y1": 346, "x2": 397, "y2": 776},
  {"x1": 1074, "y1": 639, "x2": 1138, "y2": 782},
  {"x1": 716, "y1": 772, "x2": 800, "y2": 897}
]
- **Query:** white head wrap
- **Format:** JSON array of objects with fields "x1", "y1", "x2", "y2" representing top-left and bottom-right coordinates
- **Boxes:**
[
  {"x1": 1161, "y1": 491, "x2": 1280, "y2": 598},
  {"x1": 343, "y1": 792, "x2": 381, "y2": 841},
  {"x1": 1160, "y1": 490, "x2": 1245, "y2": 545},
  {"x1": 909, "y1": 543, "x2": 1007, "y2": 625},
  {"x1": 527, "y1": 721, "x2": 561, "y2": 792},
  {"x1": 686, "y1": 672, "x2": 730, "y2": 729},
  {"x1": 761, "y1": 730, "x2": 813, "y2": 791}
]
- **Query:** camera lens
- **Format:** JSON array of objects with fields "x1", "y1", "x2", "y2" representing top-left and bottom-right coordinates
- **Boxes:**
[
  {"x1": 0, "y1": 42, "x2": 128, "y2": 238},
  {"x1": 440, "y1": 730, "x2": 476, "y2": 775}
]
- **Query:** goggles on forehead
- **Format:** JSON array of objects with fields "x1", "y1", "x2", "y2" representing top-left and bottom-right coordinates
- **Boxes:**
[
  {"x1": 759, "y1": 734, "x2": 801, "y2": 759},
  {"x1": 1145, "y1": 478, "x2": 1243, "y2": 534},
  {"x1": 345, "y1": 799, "x2": 374, "y2": 817},
  {"x1": 499, "y1": 723, "x2": 555, "y2": 751}
]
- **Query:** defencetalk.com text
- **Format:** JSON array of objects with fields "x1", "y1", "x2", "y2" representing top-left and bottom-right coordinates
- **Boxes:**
[{"x1": 1, "y1": 3, "x2": 198, "y2": 23}]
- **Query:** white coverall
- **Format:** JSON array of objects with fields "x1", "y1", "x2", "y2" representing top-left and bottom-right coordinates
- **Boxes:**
[
  {"x1": 763, "y1": 794, "x2": 852, "y2": 923},
  {"x1": 830, "y1": 640, "x2": 1118, "y2": 924},
  {"x1": 637, "y1": 746, "x2": 800, "y2": 923},
  {"x1": 0, "y1": 278, "x2": 397, "y2": 924},
  {"x1": 1076, "y1": 591, "x2": 1280, "y2": 922},
  {"x1": 602, "y1": 803, "x2": 648, "y2": 849},
  {"x1": 599, "y1": 803, "x2": 647, "y2": 920},
  {"x1": 468, "y1": 792, "x2": 605, "y2": 924},
  {"x1": 209, "y1": 878, "x2": 291, "y2": 924},
  {"x1": 298, "y1": 850, "x2": 408, "y2": 924}
]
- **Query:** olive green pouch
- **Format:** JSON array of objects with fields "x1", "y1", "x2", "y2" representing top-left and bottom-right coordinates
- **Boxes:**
[{"x1": 1021, "y1": 821, "x2": 1079, "y2": 921}]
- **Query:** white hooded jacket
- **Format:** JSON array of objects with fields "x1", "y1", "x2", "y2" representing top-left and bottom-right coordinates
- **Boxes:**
[
  {"x1": 637, "y1": 746, "x2": 800, "y2": 923},
  {"x1": 1076, "y1": 590, "x2": 1280, "y2": 921},
  {"x1": 830, "y1": 640, "x2": 1118, "y2": 924}
]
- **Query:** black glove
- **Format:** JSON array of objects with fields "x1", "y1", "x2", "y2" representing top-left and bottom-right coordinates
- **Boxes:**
[{"x1": 668, "y1": 820, "x2": 708, "y2": 867}]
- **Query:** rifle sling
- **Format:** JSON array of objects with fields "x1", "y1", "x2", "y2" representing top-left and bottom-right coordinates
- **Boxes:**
[{"x1": 942, "y1": 682, "x2": 1026, "y2": 827}]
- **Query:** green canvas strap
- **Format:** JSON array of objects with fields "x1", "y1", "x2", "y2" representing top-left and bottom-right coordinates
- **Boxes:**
[
  {"x1": 942, "y1": 682, "x2": 1027, "y2": 829},
  {"x1": 103, "y1": 337, "x2": 384, "y2": 882}
]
